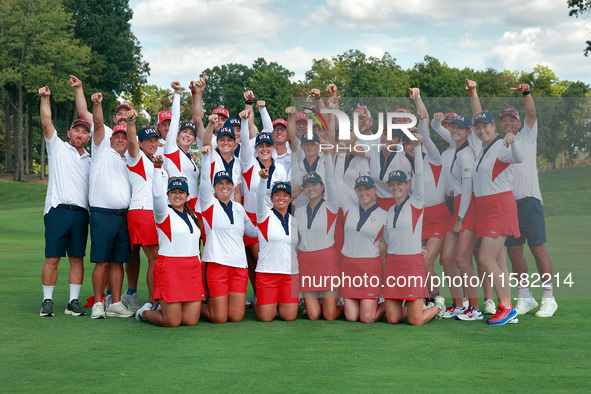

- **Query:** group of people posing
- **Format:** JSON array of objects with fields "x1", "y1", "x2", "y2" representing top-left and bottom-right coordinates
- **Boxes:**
[{"x1": 38, "y1": 75, "x2": 558, "y2": 327}]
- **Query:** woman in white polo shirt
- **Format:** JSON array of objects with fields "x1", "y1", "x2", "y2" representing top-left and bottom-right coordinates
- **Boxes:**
[
  {"x1": 200, "y1": 145, "x2": 258, "y2": 324},
  {"x1": 135, "y1": 157, "x2": 203, "y2": 327}
]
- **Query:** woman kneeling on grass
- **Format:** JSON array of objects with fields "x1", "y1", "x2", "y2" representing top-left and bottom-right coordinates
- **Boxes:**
[
  {"x1": 254, "y1": 169, "x2": 299, "y2": 321},
  {"x1": 135, "y1": 156, "x2": 203, "y2": 327},
  {"x1": 382, "y1": 133, "x2": 445, "y2": 326}
]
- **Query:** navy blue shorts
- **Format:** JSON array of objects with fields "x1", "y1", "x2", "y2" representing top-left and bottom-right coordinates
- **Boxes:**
[
  {"x1": 89, "y1": 207, "x2": 131, "y2": 263},
  {"x1": 44, "y1": 204, "x2": 89, "y2": 258},
  {"x1": 505, "y1": 197, "x2": 547, "y2": 247}
]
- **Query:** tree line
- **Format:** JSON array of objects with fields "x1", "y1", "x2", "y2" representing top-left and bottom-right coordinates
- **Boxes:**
[{"x1": 2, "y1": 1, "x2": 590, "y2": 182}]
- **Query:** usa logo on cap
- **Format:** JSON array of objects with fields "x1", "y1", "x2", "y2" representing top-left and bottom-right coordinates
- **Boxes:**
[{"x1": 213, "y1": 108, "x2": 229, "y2": 118}]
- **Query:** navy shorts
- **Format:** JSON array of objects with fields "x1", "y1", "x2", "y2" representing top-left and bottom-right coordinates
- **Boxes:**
[
  {"x1": 44, "y1": 204, "x2": 89, "y2": 258},
  {"x1": 505, "y1": 197, "x2": 547, "y2": 247},
  {"x1": 89, "y1": 207, "x2": 131, "y2": 263}
]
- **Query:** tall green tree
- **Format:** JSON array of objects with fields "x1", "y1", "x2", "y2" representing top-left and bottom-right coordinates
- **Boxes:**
[
  {"x1": 568, "y1": 0, "x2": 591, "y2": 55},
  {"x1": 64, "y1": 0, "x2": 150, "y2": 115},
  {"x1": 0, "y1": 0, "x2": 91, "y2": 181}
]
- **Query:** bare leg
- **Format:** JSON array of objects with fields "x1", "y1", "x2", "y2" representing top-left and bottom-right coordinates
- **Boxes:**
[
  {"x1": 344, "y1": 299, "x2": 360, "y2": 322},
  {"x1": 228, "y1": 292, "x2": 246, "y2": 322},
  {"x1": 108, "y1": 262, "x2": 124, "y2": 303},
  {"x1": 406, "y1": 299, "x2": 440, "y2": 326},
  {"x1": 42, "y1": 257, "x2": 60, "y2": 286},
  {"x1": 440, "y1": 232, "x2": 463, "y2": 305},
  {"x1": 423, "y1": 238, "x2": 444, "y2": 296},
  {"x1": 455, "y1": 230, "x2": 478, "y2": 309},
  {"x1": 92, "y1": 262, "x2": 109, "y2": 302},
  {"x1": 359, "y1": 299, "x2": 385, "y2": 323},
  {"x1": 385, "y1": 299, "x2": 406, "y2": 324}
]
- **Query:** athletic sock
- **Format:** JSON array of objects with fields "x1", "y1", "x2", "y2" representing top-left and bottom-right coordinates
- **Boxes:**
[
  {"x1": 69, "y1": 284, "x2": 82, "y2": 302},
  {"x1": 126, "y1": 288, "x2": 137, "y2": 295},
  {"x1": 106, "y1": 290, "x2": 112, "y2": 297},
  {"x1": 43, "y1": 285, "x2": 54, "y2": 301},
  {"x1": 542, "y1": 284, "x2": 554, "y2": 299},
  {"x1": 517, "y1": 281, "x2": 531, "y2": 298}
]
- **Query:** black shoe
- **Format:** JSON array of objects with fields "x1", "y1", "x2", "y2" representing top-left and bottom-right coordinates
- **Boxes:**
[
  {"x1": 40, "y1": 299, "x2": 54, "y2": 317},
  {"x1": 65, "y1": 299, "x2": 86, "y2": 316}
]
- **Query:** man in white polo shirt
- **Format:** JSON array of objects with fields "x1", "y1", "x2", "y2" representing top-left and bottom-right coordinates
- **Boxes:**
[{"x1": 38, "y1": 86, "x2": 92, "y2": 318}]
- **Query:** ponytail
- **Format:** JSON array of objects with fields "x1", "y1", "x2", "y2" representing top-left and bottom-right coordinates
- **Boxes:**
[{"x1": 183, "y1": 202, "x2": 203, "y2": 230}]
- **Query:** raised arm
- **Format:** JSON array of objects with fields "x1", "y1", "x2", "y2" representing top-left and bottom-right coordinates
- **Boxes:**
[
  {"x1": 501, "y1": 133, "x2": 524, "y2": 163},
  {"x1": 38, "y1": 86, "x2": 55, "y2": 141},
  {"x1": 202, "y1": 114, "x2": 217, "y2": 149},
  {"x1": 412, "y1": 134, "x2": 424, "y2": 199},
  {"x1": 190, "y1": 73, "x2": 206, "y2": 141},
  {"x1": 152, "y1": 156, "x2": 168, "y2": 222},
  {"x1": 239, "y1": 110, "x2": 254, "y2": 168},
  {"x1": 125, "y1": 108, "x2": 140, "y2": 158},
  {"x1": 431, "y1": 113, "x2": 453, "y2": 145},
  {"x1": 322, "y1": 149, "x2": 338, "y2": 208},
  {"x1": 465, "y1": 79, "x2": 482, "y2": 120},
  {"x1": 409, "y1": 87, "x2": 429, "y2": 122},
  {"x1": 257, "y1": 168, "x2": 271, "y2": 217},
  {"x1": 418, "y1": 118, "x2": 440, "y2": 161},
  {"x1": 244, "y1": 91, "x2": 259, "y2": 137},
  {"x1": 199, "y1": 146, "x2": 215, "y2": 207},
  {"x1": 511, "y1": 83, "x2": 536, "y2": 129},
  {"x1": 257, "y1": 101, "x2": 273, "y2": 134},
  {"x1": 334, "y1": 152, "x2": 356, "y2": 212},
  {"x1": 68, "y1": 75, "x2": 93, "y2": 123},
  {"x1": 311, "y1": 88, "x2": 325, "y2": 111},
  {"x1": 165, "y1": 81, "x2": 182, "y2": 153},
  {"x1": 91, "y1": 92, "x2": 105, "y2": 146}
]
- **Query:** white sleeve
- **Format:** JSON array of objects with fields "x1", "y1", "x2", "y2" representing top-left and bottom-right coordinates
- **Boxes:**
[
  {"x1": 457, "y1": 177, "x2": 473, "y2": 218},
  {"x1": 199, "y1": 152, "x2": 214, "y2": 208},
  {"x1": 240, "y1": 118, "x2": 255, "y2": 169},
  {"x1": 419, "y1": 118, "x2": 441, "y2": 163},
  {"x1": 152, "y1": 167, "x2": 168, "y2": 223},
  {"x1": 412, "y1": 146, "x2": 424, "y2": 202},
  {"x1": 431, "y1": 118, "x2": 453, "y2": 145},
  {"x1": 335, "y1": 155, "x2": 355, "y2": 212},
  {"x1": 256, "y1": 175, "x2": 270, "y2": 221},
  {"x1": 499, "y1": 139, "x2": 524, "y2": 164},
  {"x1": 165, "y1": 93, "x2": 181, "y2": 154},
  {"x1": 244, "y1": 212, "x2": 259, "y2": 238},
  {"x1": 324, "y1": 153, "x2": 339, "y2": 209},
  {"x1": 259, "y1": 107, "x2": 273, "y2": 134}
]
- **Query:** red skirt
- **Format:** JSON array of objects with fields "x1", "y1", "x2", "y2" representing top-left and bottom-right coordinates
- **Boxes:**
[
  {"x1": 422, "y1": 202, "x2": 451, "y2": 240},
  {"x1": 243, "y1": 211, "x2": 259, "y2": 246},
  {"x1": 299, "y1": 246, "x2": 340, "y2": 291},
  {"x1": 377, "y1": 197, "x2": 396, "y2": 211},
  {"x1": 475, "y1": 191, "x2": 521, "y2": 239},
  {"x1": 153, "y1": 255, "x2": 203, "y2": 303},
  {"x1": 383, "y1": 254, "x2": 428, "y2": 300},
  {"x1": 447, "y1": 194, "x2": 476, "y2": 233},
  {"x1": 340, "y1": 256, "x2": 382, "y2": 299}
]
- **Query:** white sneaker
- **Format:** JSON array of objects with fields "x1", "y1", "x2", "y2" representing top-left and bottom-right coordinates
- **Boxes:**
[
  {"x1": 456, "y1": 306, "x2": 483, "y2": 321},
  {"x1": 91, "y1": 302, "x2": 106, "y2": 319},
  {"x1": 442, "y1": 304, "x2": 466, "y2": 319},
  {"x1": 434, "y1": 297, "x2": 446, "y2": 320},
  {"x1": 462, "y1": 298, "x2": 469, "y2": 308},
  {"x1": 337, "y1": 298, "x2": 344, "y2": 307},
  {"x1": 514, "y1": 297, "x2": 539, "y2": 315},
  {"x1": 105, "y1": 294, "x2": 112, "y2": 310},
  {"x1": 135, "y1": 302, "x2": 153, "y2": 322},
  {"x1": 245, "y1": 298, "x2": 252, "y2": 308},
  {"x1": 378, "y1": 296, "x2": 385, "y2": 304},
  {"x1": 484, "y1": 299, "x2": 496, "y2": 315},
  {"x1": 251, "y1": 295, "x2": 257, "y2": 307},
  {"x1": 106, "y1": 302, "x2": 134, "y2": 318},
  {"x1": 121, "y1": 292, "x2": 140, "y2": 313},
  {"x1": 535, "y1": 298, "x2": 558, "y2": 317}
]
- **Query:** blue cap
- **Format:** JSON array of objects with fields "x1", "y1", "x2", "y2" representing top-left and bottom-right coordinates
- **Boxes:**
[
  {"x1": 451, "y1": 114, "x2": 472, "y2": 129},
  {"x1": 255, "y1": 132, "x2": 274, "y2": 146},
  {"x1": 473, "y1": 112, "x2": 495, "y2": 125},
  {"x1": 301, "y1": 132, "x2": 319, "y2": 144},
  {"x1": 167, "y1": 176, "x2": 189, "y2": 193},
  {"x1": 388, "y1": 170, "x2": 407, "y2": 183},
  {"x1": 217, "y1": 127, "x2": 236, "y2": 140},
  {"x1": 302, "y1": 171, "x2": 323, "y2": 185},
  {"x1": 213, "y1": 170, "x2": 233, "y2": 185},
  {"x1": 224, "y1": 118, "x2": 241, "y2": 128},
  {"x1": 355, "y1": 175, "x2": 375, "y2": 188},
  {"x1": 271, "y1": 181, "x2": 291, "y2": 195},
  {"x1": 180, "y1": 122, "x2": 197, "y2": 135},
  {"x1": 138, "y1": 126, "x2": 159, "y2": 141}
]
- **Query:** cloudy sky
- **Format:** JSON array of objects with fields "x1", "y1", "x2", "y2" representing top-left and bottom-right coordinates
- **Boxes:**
[{"x1": 129, "y1": 0, "x2": 591, "y2": 89}]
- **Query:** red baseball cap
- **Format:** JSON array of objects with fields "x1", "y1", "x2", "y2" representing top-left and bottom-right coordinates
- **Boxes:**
[
  {"x1": 213, "y1": 108, "x2": 229, "y2": 118},
  {"x1": 113, "y1": 124, "x2": 127, "y2": 133},
  {"x1": 115, "y1": 103, "x2": 132, "y2": 113},
  {"x1": 70, "y1": 119, "x2": 91, "y2": 132},
  {"x1": 158, "y1": 111, "x2": 172, "y2": 124},
  {"x1": 273, "y1": 119, "x2": 287, "y2": 128},
  {"x1": 394, "y1": 108, "x2": 410, "y2": 113},
  {"x1": 442, "y1": 112, "x2": 457, "y2": 123},
  {"x1": 295, "y1": 111, "x2": 308, "y2": 122},
  {"x1": 354, "y1": 107, "x2": 372, "y2": 119}
]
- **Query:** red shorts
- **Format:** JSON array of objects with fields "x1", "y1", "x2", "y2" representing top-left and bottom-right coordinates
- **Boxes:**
[
  {"x1": 255, "y1": 273, "x2": 299, "y2": 305},
  {"x1": 447, "y1": 194, "x2": 476, "y2": 233},
  {"x1": 153, "y1": 255, "x2": 203, "y2": 303},
  {"x1": 298, "y1": 246, "x2": 340, "y2": 291},
  {"x1": 377, "y1": 197, "x2": 396, "y2": 211},
  {"x1": 340, "y1": 256, "x2": 382, "y2": 299},
  {"x1": 202, "y1": 261, "x2": 248, "y2": 298},
  {"x1": 422, "y1": 202, "x2": 451, "y2": 240},
  {"x1": 475, "y1": 191, "x2": 521, "y2": 239},
  {"x1": 127, "y1": 209, "x2": 158, "y2": 247},
  {"x1": 383, "y1": 254, "x2": 428, "y2": 300},
  {"x1": 243, "y1": 211, "x2": 259, "y2": 247}
]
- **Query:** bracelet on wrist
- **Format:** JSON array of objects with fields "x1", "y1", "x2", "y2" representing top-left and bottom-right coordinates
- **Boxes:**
[
  {"x1": 456, "y1": 216, "x2": 464, "y2": 222},
  {"x1": 126, "y1": 121, "x2": 135, "y2": 125},
  {"x1": 314, "y1": 96, "x2": 322, "y2": 101},
  {"x1": 523, "y1": 90, "x2": 531, "y2": 96},
  {"x1": 245, "y1": 100, "x2": 253, "y2": 105}
]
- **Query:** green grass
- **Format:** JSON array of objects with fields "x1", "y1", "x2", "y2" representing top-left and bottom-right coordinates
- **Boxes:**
[{"x1": 0, "y1": 167, "x2": 590, "y2": 392}]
